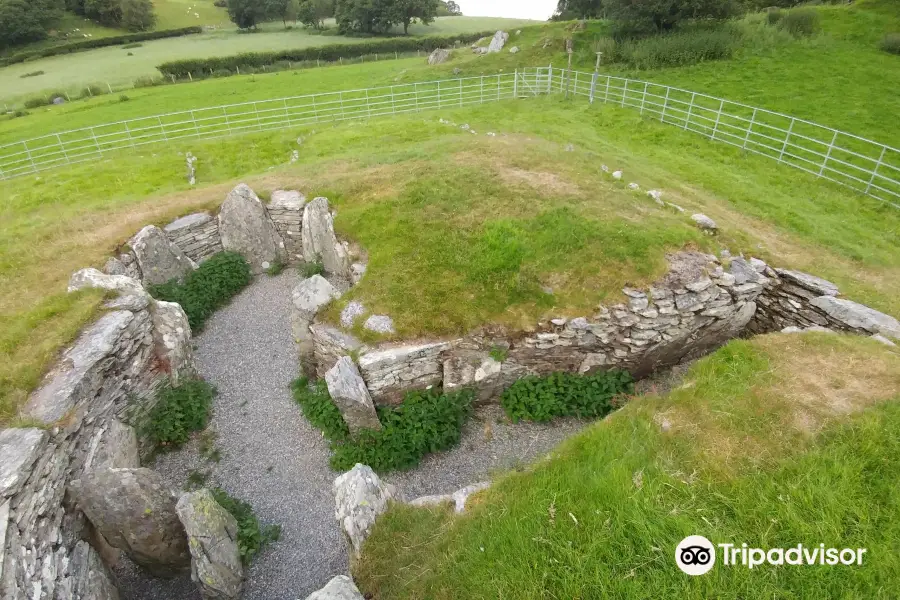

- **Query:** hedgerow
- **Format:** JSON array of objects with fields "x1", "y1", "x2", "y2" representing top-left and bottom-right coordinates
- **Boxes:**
[
  {"x1": 149, "y1": 252, "x2": 251, "y2": 331},
  {"x1": 291, "y1": 377, "x2": 474, "y2": 473},
  {"x1": 501, "y1": 370, "x2": 634, "y2": 423},
  {"x1": 156, "y1": 31, "x2": 493, "y2": 79},
  {"x1": 0, "y1": 27, "x2": 202, "y2": 68}
]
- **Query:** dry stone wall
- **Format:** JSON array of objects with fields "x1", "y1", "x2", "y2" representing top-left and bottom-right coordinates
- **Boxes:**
[{"x1": 164, "y1": 212, "x2": 223, "y2": 264}]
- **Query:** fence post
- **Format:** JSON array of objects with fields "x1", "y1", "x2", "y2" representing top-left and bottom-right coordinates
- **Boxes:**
[
  {"x1": 254, "y1": 102, "x2": 262, "y2": 130},
  {"x1": 621, "y1": 80, "x2": 627, "y2": 107},
  {"x1": 414, "y1": 82, "x2": 419, "y2": 112},
  {"x1": 191, "y1": 110, "x2": 199, "y2": 137},
  {"x1": 480, "y1": 75, "x2": 484, "y2": 104},
  {"x1": 818, "y1": 130, "x2": 838, "y2": 177},
  {"x1": 865, "y1": 147, "x2": 887, "y2": 195},
  {"x1": 437, "y1": 81, "x2": 441, "y2": 109},
  {"x1": 513, "y1": 69, "x2": 518, "y2": 98},
  {"x1": 391, "y1": 85, "x2": 396, "y2": 114},
  {"x1": 547, "y1": 64, "x2": 553, "y2": 94},
  {"x1": 366, "y1": 89, "x2": 371, "y2": 118},
  {"x1": 778, "y1": 118, "x2": 795, "y2": 163},
  {"x1": 574, "y1": 71, "x2": 579, "y2": 97},
  {"x1": 742, "y1": 108, "x2": 757, "y2": 150},
  {"x1": 23, "y1": 140, "x2": 37, "y2": 172},
  {"x1": 660, "y1": 87, "x2": 670, "y2": 122},
  {"x1": 640, "y1": 82, "x2": 648, "y2": 115},
  {"x1": 340, "y1": 91, "x2": 345, "y2": 120},
  {"x1": 92, "y1": 126, "x2": 104, "y2": 151},
  {"x1": 604, "y1": 75, "x2": 611, "y2": 103},
  {"x1": 711, "y1": 99, "x2": 724, "y2": 141},
  {"x1": 589, "y1": 71, "x2": 598, "y2": 104},
  {"x1": 497, "y1": 73, "x2": 501, "y2": 101},
  {"x1": 684, "y1": 92, "x2": 696, "y2": 130},
  {"x1": 283, "y1": 99, "x2": 291, "y2": 126},
  {"x1": 459, "y1": 78, "x2": 463, "y2": 107}
]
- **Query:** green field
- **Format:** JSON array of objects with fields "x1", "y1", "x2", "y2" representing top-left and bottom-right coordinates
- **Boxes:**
[
  {"x1": 357, "y1": 333, "x2": 900, "y2": 598},
  {"x1": 0, "y1": 15, "x2": 534, "y2": 103}
]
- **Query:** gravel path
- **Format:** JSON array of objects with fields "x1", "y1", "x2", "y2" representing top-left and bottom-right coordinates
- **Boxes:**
[{"x1": 117, "y1": 272, "x2": 594, "y2": 599}]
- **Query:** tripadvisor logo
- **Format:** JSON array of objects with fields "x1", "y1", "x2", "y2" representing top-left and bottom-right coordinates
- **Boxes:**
[{"x1": 675, "y1": 536, "x2": 868, "y2": 575}]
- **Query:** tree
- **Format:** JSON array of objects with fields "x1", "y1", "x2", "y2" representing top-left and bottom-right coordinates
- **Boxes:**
[
  {"x1": 297, "y1": 0, "x2": 331, "y2": 29},
  {"x1": 84, "y1": 0, "x2": 123, "y2": 26},
  {"x1": 335, "y1": 0, "x2": 393, "y2": 34},
  {"x1": 264, "y1": 0, "x2": 295, "y2": 25},
  {"x1": 605, "y1": 0, "x2": 738, "y2": 33},
  {"x1": 553, "y1": 0, "x2": 602, "y2": 20},
  {"x1": 0, "y1": 0, "x2": 63, "y2": 49},
  {"x1": 393, "y1": 0, "x2": 438, "y2": 34},
  {"x1": 437, "y1": 0, "x2": 460, "y2": 16},
  {"x1": 227, "y1": 0, "x2": 267, "y2": 28},
  {"x1": 121, "y1": 0, "x2": 156, "y2": 31}
]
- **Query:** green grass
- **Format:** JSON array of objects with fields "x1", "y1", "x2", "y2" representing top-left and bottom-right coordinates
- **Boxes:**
[
  {"x1": 0, "y1": 16, "x2": 534, "y2": 102},
  {"x1": 355, "y1": 333, "x2": 900, "y2": 599}
]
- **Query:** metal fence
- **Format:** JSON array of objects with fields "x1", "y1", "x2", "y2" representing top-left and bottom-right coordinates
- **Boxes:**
[
  {"x1": 553, "y1": 67, "x2": 900, "y2": 207},
  {"x1": 2, "y1": 65, "x2": 899, "y2": 208},
  {"x1": 0, "y1": 69, "x2": 545, "y2": 180}
]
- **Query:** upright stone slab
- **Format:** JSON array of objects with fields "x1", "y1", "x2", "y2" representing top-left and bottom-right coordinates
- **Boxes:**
[
  {"x1": 333, "y1": 464, "x2": 394, "y2": 558},
  {"x1": 268, "y1": 190, "x2": 306, "y2": 262},
  {"x1": 427, "y1": 48, "x2": 451, "y2": 65},
  {"x1": 69, "y1": 467, "x2": 190, "y2": 577},
  {"x1": 150, "y1": 299, "x2": 194, "y2": 384},
  {"x1": 301, "y1": 197, "x2": 351, "y2": 279},
  {"x1": 325, "y1": 357, "x2": 382, "y2": 433},
  {"x1": 487, "y1": 30, "x2": 509, "y2": 53},
  {"x1": 130, "y1": 225, "x2": 196, "y2": 286},
  {"x1": 66, "y1": 540, "x2": 121, "y2": 600},
  {"x1": 304, "y1": 575, "x2": 365, "y2": 600},
  {"x1": 218, "y1": 183, "x2": 285, "y2": 273},
  {"x1": 176, "y1": 489, "x2": 244, "y2": 600}
]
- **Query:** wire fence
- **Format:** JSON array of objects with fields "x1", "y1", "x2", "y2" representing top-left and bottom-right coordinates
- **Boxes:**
[
  {"x1": 553, "y1": 66, "x2": 900, "y2": 207},
  {"x1": 2, "y1": 64, "x2": 898, "y2": 208}
]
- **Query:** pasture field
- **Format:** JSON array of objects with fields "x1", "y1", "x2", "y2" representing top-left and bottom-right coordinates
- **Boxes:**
[{"x1": 0, "y1": 16, "x2": 535, "y2": 101}]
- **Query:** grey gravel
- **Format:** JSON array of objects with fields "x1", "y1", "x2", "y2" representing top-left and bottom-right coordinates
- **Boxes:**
[{"x1": 118, "y1": 273, "x2": 607, "y2": 599}]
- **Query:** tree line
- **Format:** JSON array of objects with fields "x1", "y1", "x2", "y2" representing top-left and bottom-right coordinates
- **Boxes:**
[
  {"x1": 226, "y1": 0, "x2": 460, "y2": 33},
  {"x1": 552, "y1": 0, "x2": 822, "y2": 33},
  {"x1": 0, "y1": 0, "x2": 154, "y2": 49}
]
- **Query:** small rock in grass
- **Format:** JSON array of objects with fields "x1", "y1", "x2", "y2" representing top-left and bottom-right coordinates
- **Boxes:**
[
  {"x1": 565, "y1": 143, "x2": 574, "y2": 152},
  {"x1": 363, "y1": 315, "x2": 395, "y2": 335},
  {"x1": 647, "y1": 189, "x2": 663, "y2": 204},
  {"x1": 509, "y1": 46, "x2": 519, "y2": 54},
  {"x1": 612, "y1": 171, "x2": 623, "y2": 180},
  {"x1": 628, "y1": 182, "x2": 640, "y2": 191},
  {"x1": 691, "y1": 213, "x2": 717, "y2": 232},
  {"x1": 872, "y1": 334, "x2": 896, "y2": 347},
  {"x1": 460, "y1": 123, "x2": 470, "y2": 131},
  {"x1": 666, "y1": 202, "x2": 685, "y2": 213},
  {"x1": 341, "y1": 301, "x2": 365, "y2": 328},
  {"x1": 601, "y1": 164, "x2": 609, "y2": 173}
]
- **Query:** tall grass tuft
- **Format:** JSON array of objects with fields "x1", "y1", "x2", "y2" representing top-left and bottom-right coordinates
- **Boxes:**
[
  {"x1": 882, "y1": 33, "x2": 900, "y2": 55},
  {"x1": 779, "y1": 7, "x2": 821, "y2": 37},
  {"x1": 608, "y1": 27, "x2": 741, "y2": 70}
]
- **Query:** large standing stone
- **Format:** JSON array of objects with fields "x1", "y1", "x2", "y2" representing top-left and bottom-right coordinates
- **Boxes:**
[
  {"x1": 150, "y1": 299, "x2": 194, "y2": 383},
  {"x1": 333, "y1": 464, "x2": 395, "y2": 558},
  {"x1": 487, "y1": 30, "x2": 509, "y2": 53},
  {"x1": 304, "y1": 575, "x2": 365, "y2": 600},
  {"x1": 130, "y1": 225, "x2": 196, "y2": 286},
  {"x1": 301, "y1": 197, "x2": 351, "y2": 279},
  {"x1": 176, "y1": 489, "x2": 243, "y2": 600},
  {"x1": 218, "y1": 183, "x2": 285, "y2": 274},
  {"x1": 325, "y1": 357, "x2": 382, "y2": 433},
  {"x1": 67, "y1": 540, "x2": 121, "y2": 600},
  {"x1": 69, "y1": 467, "x2": 190, "y2": 577},
  {"x1": 810, "y1": 297, "x2": 900, "y2": 339},
  {"x1": 427, "y1": 48, "x2": 451, "y2": 65}
]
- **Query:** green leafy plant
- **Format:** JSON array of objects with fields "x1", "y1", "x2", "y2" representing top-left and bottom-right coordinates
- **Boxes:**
[
  {"x1": 266, "y1": 259, "x2": 286, "y2": 276},
  {"x1": 149, "y1": 252, "x2": 252, "y2": 331},
  {"x1": 882, "y1": 33, "x2": 900, "y2": 56},
  {"x1": 779, "y1": 7, "x2": 820, "y2": 37},
  {"x1": 291, "y1": 377, "x2": 474, "y2": 472},
  {"x1": 141, "y1": 379, "x2": 216, "y2": 449},
  {"x1": 211, "y1": 488, "x2": 281, "y2": 564},
  {"x1": 501, "y1": 370, "x2": 634, "y2": 423},
  {"x1": 298, "y1": 261, "x2": 325, "y2": 278},
  {"x1": 766, "y1": 7, "x2": 783, "y2": 26},
  {"x1": 489, "y1": 346, "x2": 508, "y2": 362}
]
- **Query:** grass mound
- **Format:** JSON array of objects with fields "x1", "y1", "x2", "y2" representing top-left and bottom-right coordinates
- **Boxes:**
[
  {"x1": 355, "y1": 333, "x2": 900, "y2": 598},
  {"x1": 149, "y1": 251, "x2": 251, "y2": 331}
]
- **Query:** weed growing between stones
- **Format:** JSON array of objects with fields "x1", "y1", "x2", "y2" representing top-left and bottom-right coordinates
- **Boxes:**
[
  {"x1": 266, "y1": 259, "x2": 286, "y2": 276},
  {"x1": 298, "y1": 261, "x2": 325, "y2": 279},
  {"x1": 141, "y1": 378, "x2": 216, "y2": 450},
  {"x1": 501, "y1": 370, "x2": 634, "y2": 423},
  {"x1": 149, "y1": 252, "x2": 251, "y2": 331},
  {"x1": 291, "y1": 377, "x2": 474, "y2": 473},
  {"x1": 211, "y1": 488, "x2": 282, "y2": 565}
]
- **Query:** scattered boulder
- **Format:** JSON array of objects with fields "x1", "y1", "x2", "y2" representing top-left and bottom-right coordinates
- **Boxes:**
[
  {"x1": 304, "y1": 575, "x2": 364, "y2": 600},
  {"x1": 810, "y1": 297, "x2": 900, "y2": 339},
  {"x1": 333, "y1": 464, "x2": 395, "y2": 557},
  {"x1": 341, "y1": 301, "x2": 366, "y2": 328},
  {"x1": 302, "y1": 197, "x2": 351, "y2": 279},
  {"x1": 69, "y1": 467, "x2": 190, "y2": 577},
  {"x1": 350, "y1": 262, "x2": 367, "y2": 285},
  {"x1": 647, "y1": 190, "x2": 663, "y2": 204},
  {"x1": 427, "y1": 48, "x2": 451, "y2": 65},
  {"x1": 176, "y1": 489, "x2": 244, "y2": 600},
  {"x1": 691, "y1": 213, "x2": 717, "y2": 233},
  {"x1": 292, "y1": 275, "x2": 341, "y2": 322},
  {"x1": 509, "y1": 46, "x2": 519, "y2": 54},
  {"x1": 129, "y1": 225, "x2": 196, "y2": 286},
  {"x1": 487, "y1": 30, "x2": 509, "y2": 53},
  {"x1": 218, "y1": 183, "x2": 285, "y2": 274},
  {"x1": 363, "y1": 314, "x2": 395, "y2": 335},
  {"x1": 325, "y1": 357, "x2": 382, "y2": 433}
]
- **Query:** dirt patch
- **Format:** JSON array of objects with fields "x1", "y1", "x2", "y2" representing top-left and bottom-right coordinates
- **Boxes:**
[{"x1": 494, "y1": 166, "x2": 582, "y2": 196}]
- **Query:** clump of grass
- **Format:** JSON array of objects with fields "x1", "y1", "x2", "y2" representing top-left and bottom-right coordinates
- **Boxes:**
[
  {"x1": 882, "y1": 33, "x2": 900, "y2": 55},
  {"x1": 149, "y1": 252, "x2": 252, "y2": 331},
  {"x1": 298, "y1": 261, "x2": 325, "y2": 278},
  {"x1": 184, "y1": 469, "x2": 210, "y2": 490},
  {"x1": 618, "y1": 27, "x2": 740, "y2": 69},
  {"x1": 211, "y1": 488, "x2": 282, "y2": 564},
  {"x1": 119, "y1": 94, "x2": 130, "y2": 102},
  {"x1": 266, "y1": 259, "x2": 286, "y2": 276},
  {"x1": 141, "y1": 379, "x2": 216, "y2": 450},
  {"x1": 199, "y1": 429, "x2": 223, "y2": 462},
  {"x1": 766, "y1": 7, "x2": 783, "y2": 26},
  {"x1": 488, "y1": 346, "x2": 508, "y2": 362},
  {"x1": 780, "y1": 7, "x2": 820, "y2": 37}
]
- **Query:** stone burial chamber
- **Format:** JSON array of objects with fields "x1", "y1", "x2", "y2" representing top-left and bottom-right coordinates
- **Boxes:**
[{"x1": 2, "y1": 181, "x2": 899, "y2": 600}]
